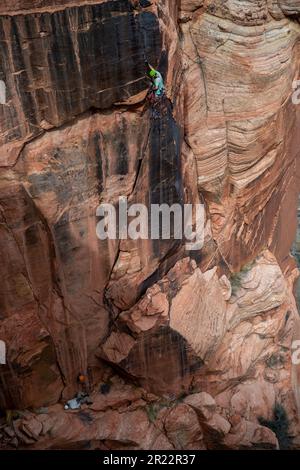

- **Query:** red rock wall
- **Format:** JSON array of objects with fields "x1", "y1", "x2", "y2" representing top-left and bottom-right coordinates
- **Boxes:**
[
  {"x1": 0, "y1": 0, "x2": 300, "y2": 450},
  {"x1": 0, "y1": 1, "x2": 108, "y2": 15}
]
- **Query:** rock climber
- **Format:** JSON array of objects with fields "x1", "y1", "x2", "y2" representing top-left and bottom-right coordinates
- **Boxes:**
[
  {"x1": 145, "y1": 61, "x2": 165, "y2": 102},
  {"x1": 77, "y1": 372, "x2": 90, "y2": 394},
  {"x1": 64, "y1": 373, "x2": 92, "y2": 410}
]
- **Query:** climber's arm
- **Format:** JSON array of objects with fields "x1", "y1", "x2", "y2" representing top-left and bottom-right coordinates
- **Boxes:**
[
  {"x1": 145, "y1": 60, "x2": 158, "y2": 83},
  {"x1": 145, "y1": 60, "x2": 155, "y2": 73}
]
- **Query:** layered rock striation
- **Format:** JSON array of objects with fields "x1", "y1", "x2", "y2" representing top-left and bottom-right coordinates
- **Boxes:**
[{"x1": 0, "y1": 0, "x2": 300, "y2": 450}]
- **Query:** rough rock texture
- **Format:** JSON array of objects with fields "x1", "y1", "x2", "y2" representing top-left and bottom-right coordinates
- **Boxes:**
[
  {"x1": 0, "y1": 377, "x2": 279, "y2": 450},
  {"x1": 0, "y1": 0, "x2": 300, "y2": 450}
]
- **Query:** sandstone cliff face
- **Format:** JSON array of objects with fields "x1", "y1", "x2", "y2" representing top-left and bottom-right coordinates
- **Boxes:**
[{"x1": 0, "y1": 0, "x2": 300, "y2": 450}]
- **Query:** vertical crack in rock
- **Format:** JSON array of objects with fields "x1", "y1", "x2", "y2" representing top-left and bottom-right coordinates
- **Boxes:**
[{"x1": 0, "y1": 0, "x2": 300, "y2": 451}]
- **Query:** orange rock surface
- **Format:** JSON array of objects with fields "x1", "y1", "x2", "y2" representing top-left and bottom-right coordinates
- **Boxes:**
[{"x1": 0, "y1": 0, "x2": 300, "y2": 450}]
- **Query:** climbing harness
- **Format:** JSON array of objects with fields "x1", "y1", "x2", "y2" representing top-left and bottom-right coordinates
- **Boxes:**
[{"x1": 146, "y1": 89, "x2": 168, "y2": 120}]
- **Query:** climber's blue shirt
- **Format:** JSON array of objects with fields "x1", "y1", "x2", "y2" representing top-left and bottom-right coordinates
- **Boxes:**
[{"x1": 153, "y1": 71, "x2": 164, "y2": 96}]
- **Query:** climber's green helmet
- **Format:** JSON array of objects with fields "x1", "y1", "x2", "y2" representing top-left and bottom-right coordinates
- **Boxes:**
[{"x1": 149, "y1": 69, "x2": 157, "y2": 78}]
